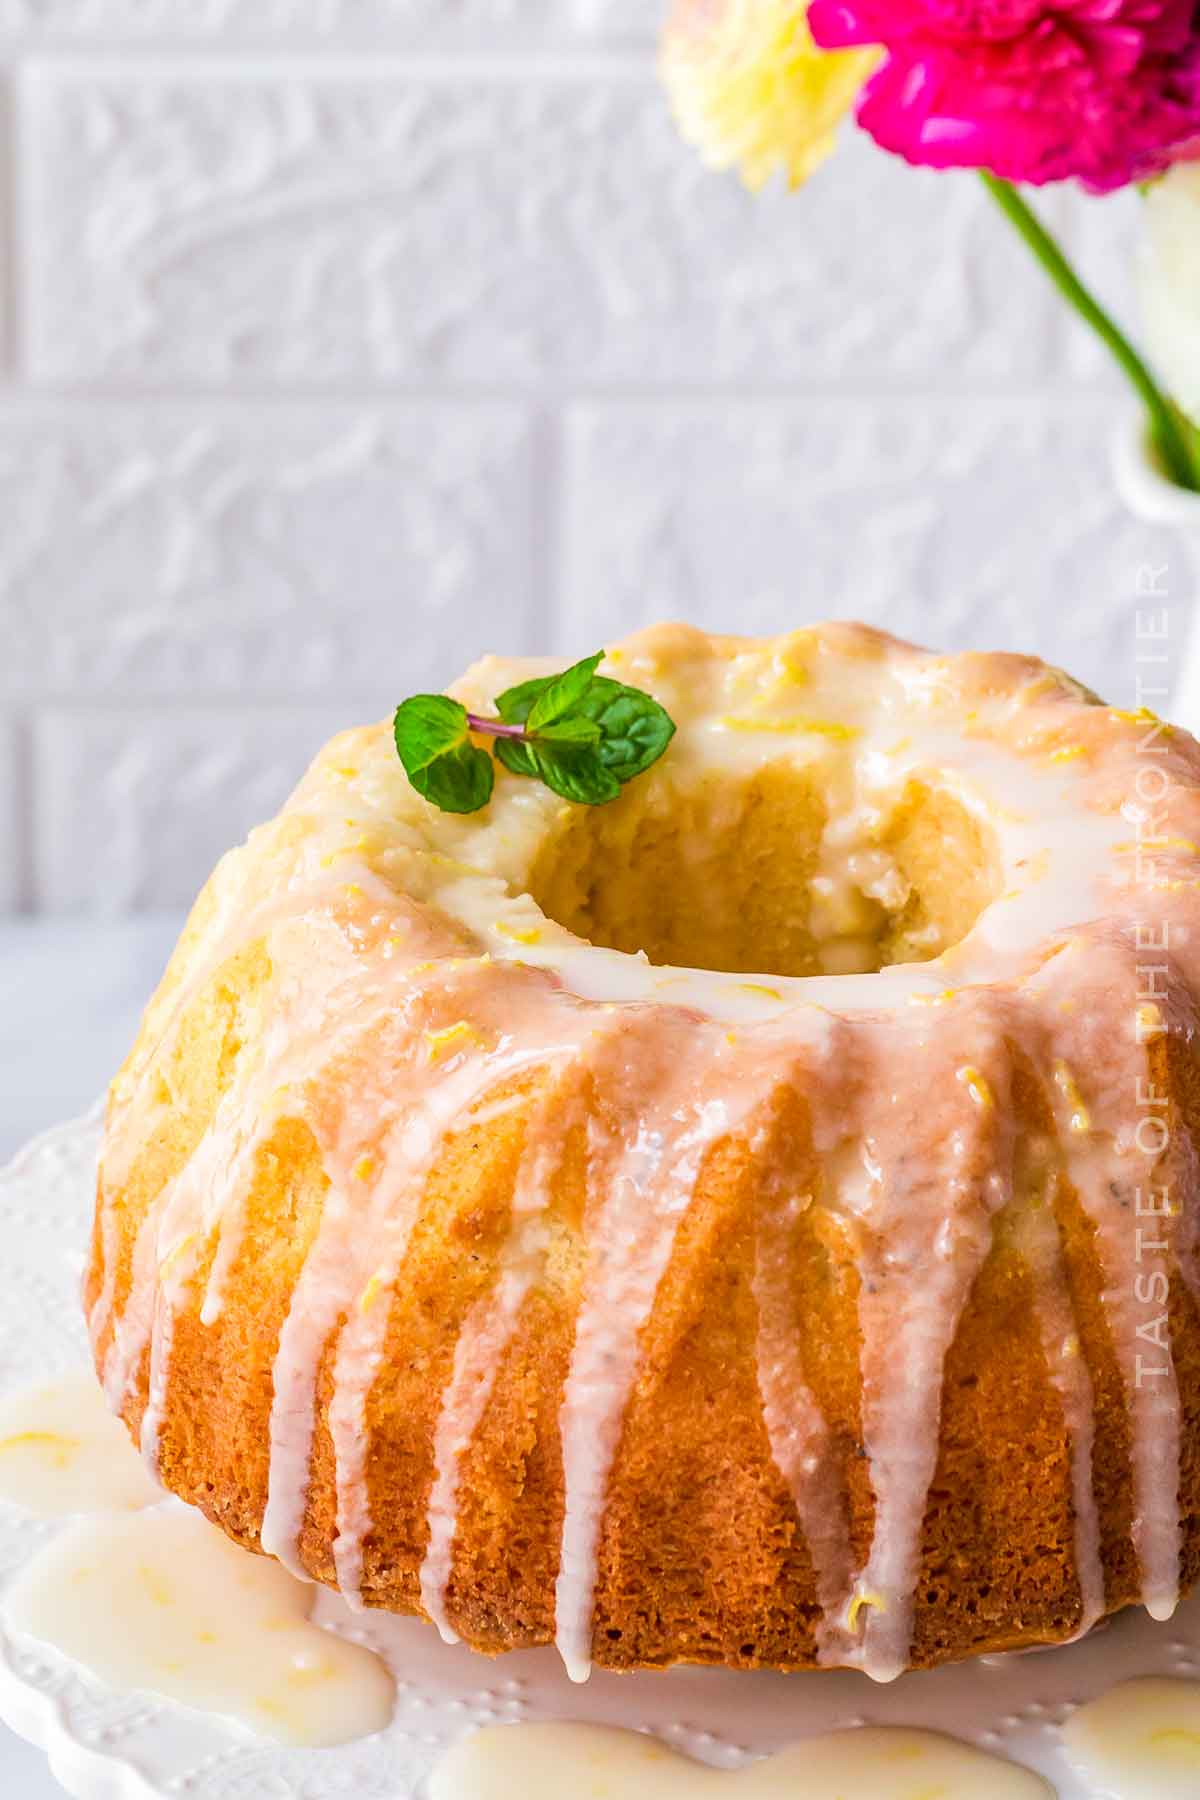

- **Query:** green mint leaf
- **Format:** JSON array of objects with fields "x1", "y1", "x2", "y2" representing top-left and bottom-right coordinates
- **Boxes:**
[
  {"x1": 393, "y1": 695, "x2": 495, "y2": 814},
  {"x1": 492, "y1": 736, "x2": 540, "y2": 781},
  {"x1": 535, "y1": 715, "x2": 602, "y2": 745},
  {"x1": 535, "y1": 745, "x2": 622, "y2": 806},
  {"x1": 526, "y1": 651, "x2": 604, "y2": 731},
  {"x1": 496, "y1": 651, "x2": 603, "y2": 730},
  {"x1": 495, "y1": 736, "x2": 620, "y2": 806},
  {"x1": 577, "y1": 677, "x2": 676, "y2": 783},
  {"x1": 493, "y1": 676, "x2": 544, "y2": 727},
  {"x1": 393, "y1": 693, "x2": 466, "y2": 764}
]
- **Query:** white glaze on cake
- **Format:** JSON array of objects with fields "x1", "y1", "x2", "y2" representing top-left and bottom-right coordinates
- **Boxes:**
[
  {"x1": 551, "y1": 1017, "x2": 801, "y2": 1683},
  {"x1": 417, "y1": 1063, "x2": 586, "y2": 1642},
  {"x1": 88, "y1": 623, "x2": 1200, "y2": 1682}
]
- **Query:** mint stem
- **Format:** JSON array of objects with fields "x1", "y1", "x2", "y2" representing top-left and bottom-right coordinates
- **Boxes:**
[
  {"x1": 466, "y1": 711, "x2": 527, "y2": 740},
  {"x1": 980, "y1": 172, "x2": 1200, "y2": 494}
]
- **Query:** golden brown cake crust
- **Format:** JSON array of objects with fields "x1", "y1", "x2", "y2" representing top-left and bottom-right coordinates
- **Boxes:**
[{"x1": 87, "y1": 623, "x2": 1200, "y2": 1678}]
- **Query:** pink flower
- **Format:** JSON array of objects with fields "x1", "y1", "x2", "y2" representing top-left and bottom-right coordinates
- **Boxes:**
[{"x1": 807, "y1": 0, "x2": 1200, "y2": 190}]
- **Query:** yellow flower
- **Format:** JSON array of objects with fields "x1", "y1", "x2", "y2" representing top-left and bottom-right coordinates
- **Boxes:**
[{"x1": 661, "y1": 0, "x2": 876, "y2": 191}]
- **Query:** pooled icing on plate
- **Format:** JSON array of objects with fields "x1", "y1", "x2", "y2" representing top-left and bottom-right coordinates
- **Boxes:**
[
  {"x1": 0, "y1": 1370, "x2": 160, "y2": 1515},
  {"x1": 427, "y1": 1720, "x2": 1054, "y2": 1798},
  {"x1": 1062, "y1": 1675, "x2": 1200, "y2": 1799},
  {"x1": 0, "y1": 1370, "x2": 395, "y2": 1749},
  {"x1": 5, "y1": 1506, "x2": 395, "y2": 1748}
]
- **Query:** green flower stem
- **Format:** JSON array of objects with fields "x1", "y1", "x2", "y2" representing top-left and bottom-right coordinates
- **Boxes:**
[{"x1": 980, "y1": 171, "x2": 1200, "y2": 494}]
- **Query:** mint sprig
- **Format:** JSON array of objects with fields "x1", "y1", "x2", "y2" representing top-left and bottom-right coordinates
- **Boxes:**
[{"x1": 393, "y1": 651, "x2": 675, "y2": 815}]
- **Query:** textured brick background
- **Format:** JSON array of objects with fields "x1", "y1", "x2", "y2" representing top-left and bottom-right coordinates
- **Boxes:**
[{"x1": 0, "y1": 6, "x2": 1196, "y2": 912}]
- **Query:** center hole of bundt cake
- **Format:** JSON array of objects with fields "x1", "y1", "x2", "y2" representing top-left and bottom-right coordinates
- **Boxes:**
[{"x1": 526, "y1": 762, "x2": 1000, "y2": 979}]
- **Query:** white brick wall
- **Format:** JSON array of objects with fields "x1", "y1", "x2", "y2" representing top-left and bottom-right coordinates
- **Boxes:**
[
  {"x1": 0, "y1": 10, "x2": 1195, "y2": 912},
  {"x1": 561, "y1": 396, "x2": 1194, "y2": 685},
  {"x1": 0, "y1": 2, "x2": 649, "y2": 41},
  {"x1": 24, "y1": 75, "x2": 1060, "y2": 385},
  {"x1": 0, "y1": 724, "x2": 17, "y2": 913},
  {"x1": 2, "y1": 404, "x2": 536, "y2": 695},
  {"x1": 34, "y1": 705, "x2": 357, "y2": 911}
]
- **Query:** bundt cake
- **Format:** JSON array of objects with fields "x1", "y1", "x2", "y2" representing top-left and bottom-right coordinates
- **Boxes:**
[{"x1": 87, "y1": 622, "x2": 1200, "y2": 1683}]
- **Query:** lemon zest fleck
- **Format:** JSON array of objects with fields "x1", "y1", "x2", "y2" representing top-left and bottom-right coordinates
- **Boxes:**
[
  {"x1": 1054, "y1": 1061, "x2": 1091, "y2": 1134},
  {"x1": 846, "y1": 1590, "x2": 887, "y2": 1634},
  {"x1": 158, "y1": 1232, "x2": 197, "y2": 1276},
  {"x1": 352, "y1": 1155, "x2": 375, "y2": 1182},
  {"x1": 1111, "y1": 706, "x2": 1173, "y2": 735},
  {"x1": 495, "y1": 920, "x2": 543, "y2": 946},
  {"x1": 778, "y1": 643, "x2": 812, "y2": 686},
  {"x1": 739, "y1": 983, "x2": 783, "y2": 1001},
  {"x1": 425, "y1": 1021, "x2": 483, "y2": 1062},
  {"x1": 287, "y1": 1658, "x2": 336, "y2": 1689},
  {"x1": 957, "y1": 1065, "x2": 993, "y2": 1110},
  {"x1": 0, "y1": 1431, "x2": 78, "y2": 1466},
  {"x1": 1149, "y1": 1727, "x2": 1200, "y2": 1750},
  {"x1": 425, "y1": 851, "x2": 482, "y2": 877},
  {"x1": 320, "y1": 836, "x2": 376, "y2": 872},
  {"x1": 719, "y1": 715, "x2": 860, "y2": 740},
  {"x1": 1114, "y1": 837, "x2": 1199, "y2": 857},
  {"x1": 138, "y1": 1564, "x2": 173, "y2": 1607},
  {"x1": 359, "y1": 1272, "x2": 385, "y2": 1314}
]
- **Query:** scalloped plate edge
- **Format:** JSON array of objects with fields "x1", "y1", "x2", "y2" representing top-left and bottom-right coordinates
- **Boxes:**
[{"x1": 0, "y1": 1628, "x2": 163, "y2": 1800}]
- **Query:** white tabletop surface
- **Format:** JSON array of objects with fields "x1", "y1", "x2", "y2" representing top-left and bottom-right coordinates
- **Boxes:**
[{"x1": 0, "y1": 914, "x2": 185, "y2": 1798}]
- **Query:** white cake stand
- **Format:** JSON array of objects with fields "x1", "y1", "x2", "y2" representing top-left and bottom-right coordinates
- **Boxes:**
[{"x1": 2, "y1": 1109, "x2": 1198, "y2": 1799}]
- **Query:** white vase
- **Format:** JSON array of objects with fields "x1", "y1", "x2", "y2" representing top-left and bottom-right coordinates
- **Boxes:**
[
  {"x1": 1112, "y1": 417, "x2": 1200, "y2": 525},
  {"x1": 1128, "y1": 166, "x2": 1200, "y2": 728},
  {"x1": 1142, "y1": 164, "x2": 1200, "y2": 428},
  {"x1": 1111, "y1": 420, "x2": 1200, "y2": 730}
]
